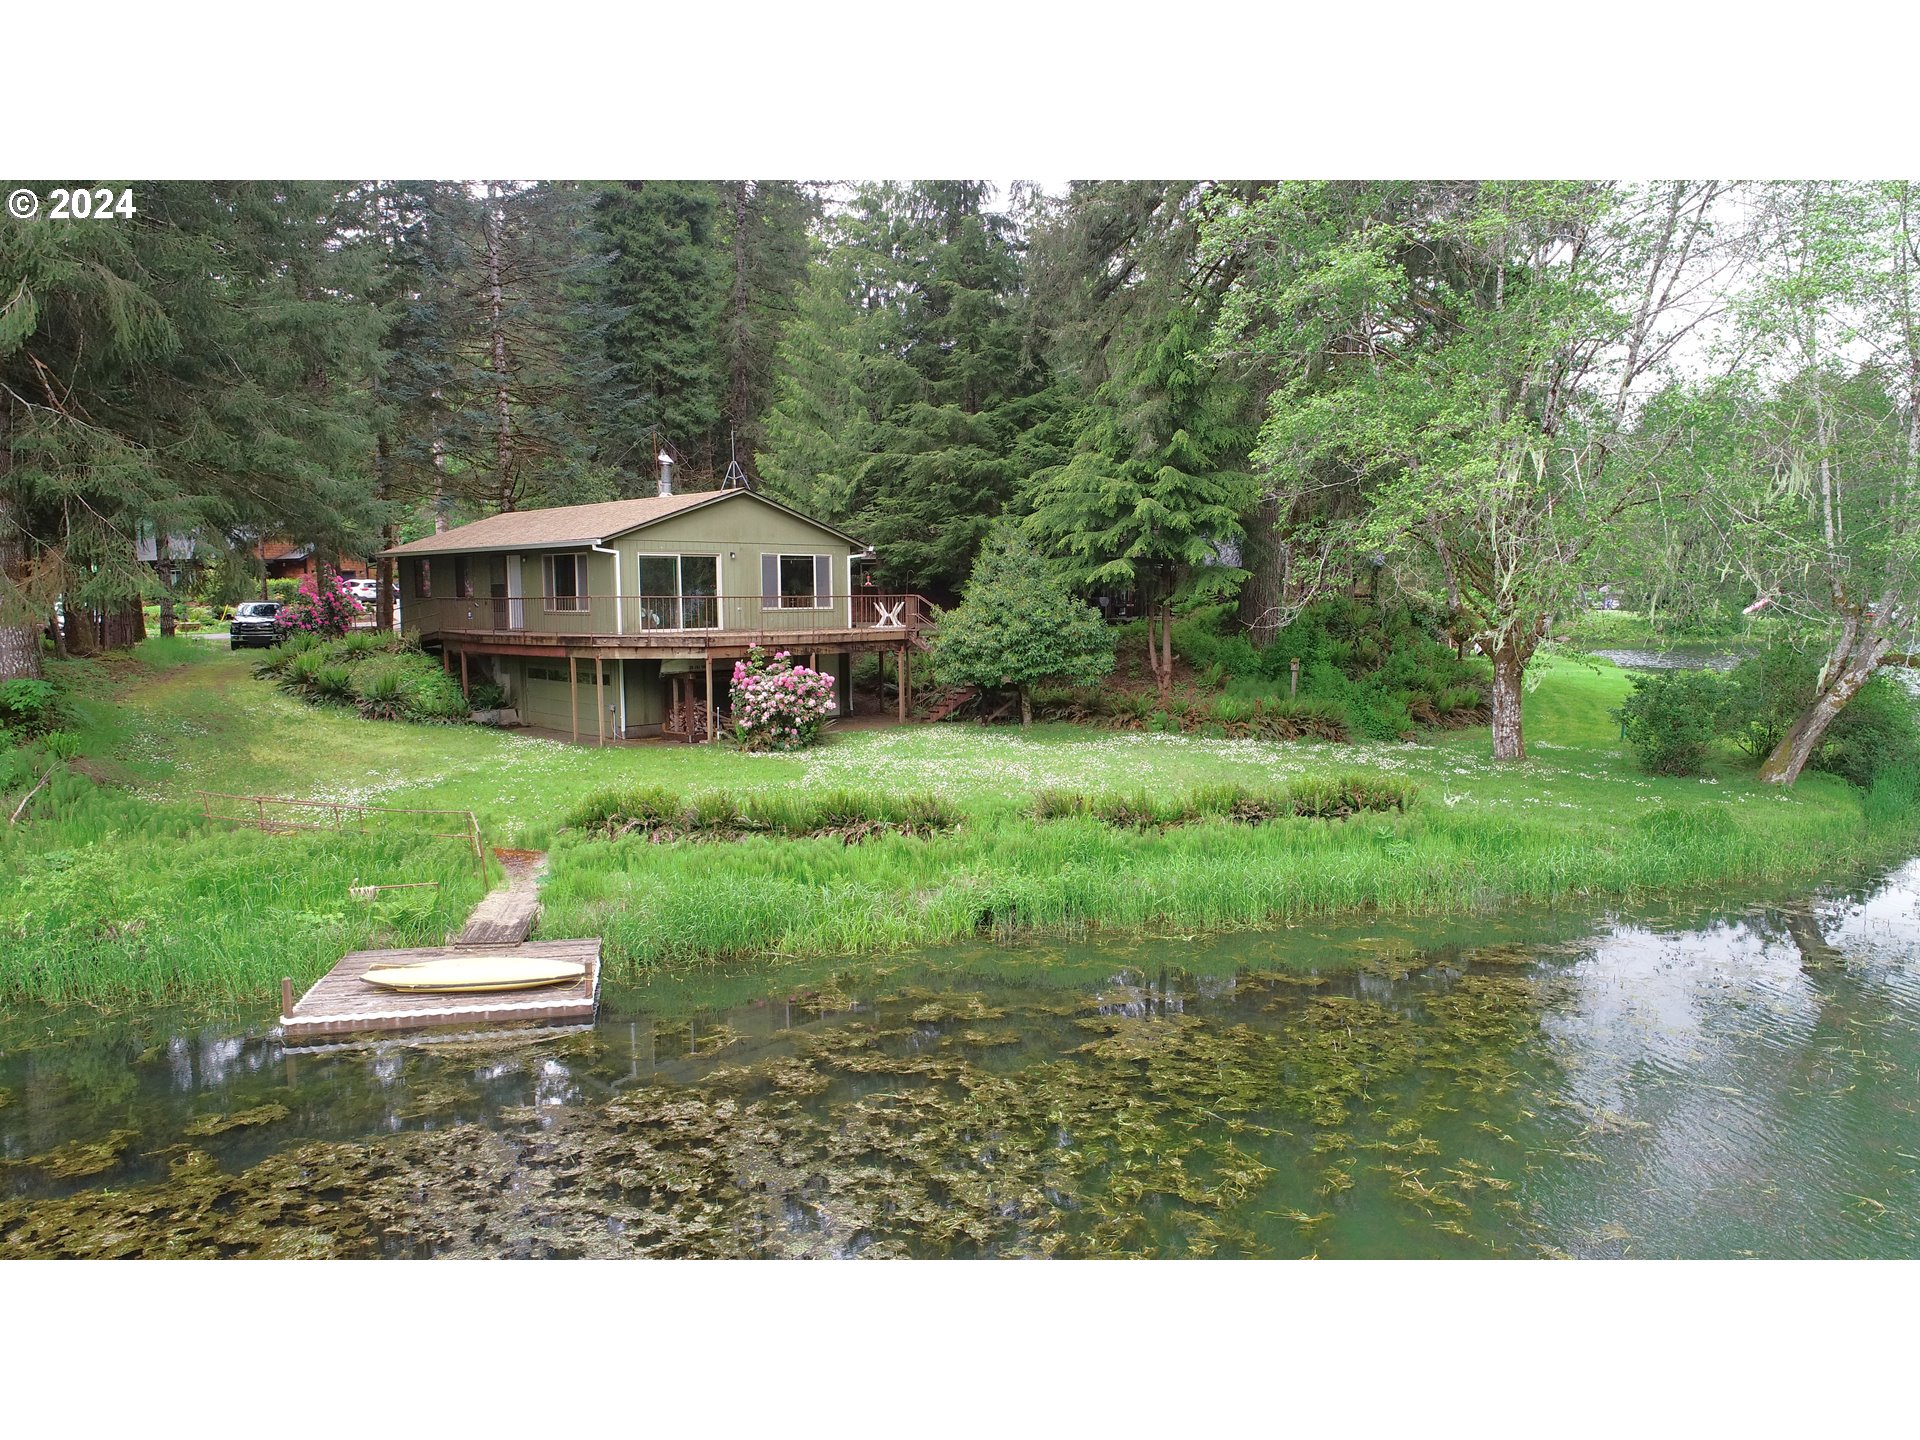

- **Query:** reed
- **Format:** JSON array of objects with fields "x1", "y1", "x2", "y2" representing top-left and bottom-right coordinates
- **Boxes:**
[{"x1": 566, "y1": 784, "x2": 962, "y2": 842}]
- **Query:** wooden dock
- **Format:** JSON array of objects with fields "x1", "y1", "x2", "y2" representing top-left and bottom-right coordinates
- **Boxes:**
[
  {"x1": 279, "y1": 939, "x2": 601, "y2": 1043},
  {"x1": 453, "y1": 850, "x2": 545, "y2": 946}
]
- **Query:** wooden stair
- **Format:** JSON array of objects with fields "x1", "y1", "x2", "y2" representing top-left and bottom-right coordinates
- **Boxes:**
[{"x1": 922, "y1": 686, "x2": 977, "y2": 723}]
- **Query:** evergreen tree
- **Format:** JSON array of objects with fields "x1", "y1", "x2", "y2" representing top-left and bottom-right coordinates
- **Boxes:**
[
  {"x1": 719, "y1": 180, "x2": 819, "y2": 463},
  {"x1": 1023, "y1": 307, "x2": 1257, "y2": 702},
  {"x1": 0, "y1": 181, "x2": 383, "y2": 668},
  {"x1": 432, "y1": 181, "x2": 607, "y2": 515},
  {"x1": 759, "y1": 182, "x2": 1062, "y2": 593},
  {"x1": 591, "y1": 180, "x2": 729, "y2": 480},
  {"x1": 926, "y1": 526, "x2": 1115, "y2": 725},
  {"x1": 756, "y1": 236, "x2": 874, "y2": 519}
]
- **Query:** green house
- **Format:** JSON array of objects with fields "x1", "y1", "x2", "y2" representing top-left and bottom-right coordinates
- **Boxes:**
[{"x1": 381, "y1": 488, "x2": 928, "y2": 742}]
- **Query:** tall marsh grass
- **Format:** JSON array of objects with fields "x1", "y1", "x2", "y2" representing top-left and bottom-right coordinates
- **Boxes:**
[
  {"x1": 1032, "y1": 775, "x2": 1417, "y2": 826},
  {"x1": 0, "y1": 756, "x2": 490, "y2": 1005},
  {"x1": 537, "y1": 777, "x2": 1920, "y2": 984},
  {"x1": 567, "y1": 785, "x2": 961, "y2": 842}
]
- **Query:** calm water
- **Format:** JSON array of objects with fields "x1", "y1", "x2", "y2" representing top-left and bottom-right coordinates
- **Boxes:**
[
  {"x1": 3, "y1": 861, "x2": 1919, "y2": 1257},
  {"x1": 1588, "y1": 644, "x2": 1748, "y2": 672}
]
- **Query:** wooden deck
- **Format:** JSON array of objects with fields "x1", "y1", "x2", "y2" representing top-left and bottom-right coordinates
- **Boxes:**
[{"x1": 279, "y1": 939, "x2": 601, "y2": 1043}]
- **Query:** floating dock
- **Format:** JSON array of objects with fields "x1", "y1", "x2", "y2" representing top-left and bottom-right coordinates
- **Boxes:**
[{"x1": 279, "y1": 939, "x2": 601, "y2": 1043}]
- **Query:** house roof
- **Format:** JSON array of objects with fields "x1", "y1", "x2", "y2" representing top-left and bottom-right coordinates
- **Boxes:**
[{"x1": 378, "y1": 490, "x2": 868, "y2": 557}]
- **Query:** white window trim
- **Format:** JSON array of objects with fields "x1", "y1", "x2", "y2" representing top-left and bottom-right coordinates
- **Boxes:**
[
  {"x1": 635, "y1": 552, "x2": 722, "y2": 631},
  {"x1": 542, "y1": 552, "x2": 591, "y2": 613},
  {"x1": 776, "y1": 552, "x2": 831, "y2": 610}
]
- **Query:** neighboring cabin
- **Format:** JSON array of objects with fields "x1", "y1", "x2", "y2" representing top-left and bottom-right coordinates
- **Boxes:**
[{"x1": 381, "y1": 484, "x2": 927, "y2": 742}]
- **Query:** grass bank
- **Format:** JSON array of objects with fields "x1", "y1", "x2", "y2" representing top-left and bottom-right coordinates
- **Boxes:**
[{"x1": 2, "y1": 642, "x2": 1916, "y2": 1004}]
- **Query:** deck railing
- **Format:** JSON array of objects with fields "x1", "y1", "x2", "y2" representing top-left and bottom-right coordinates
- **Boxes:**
[{"x1": 410, "y1": 591, "x2": 928, "y2": 642}]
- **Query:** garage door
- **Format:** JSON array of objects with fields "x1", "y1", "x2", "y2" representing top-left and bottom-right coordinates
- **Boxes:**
[
  {"x1": 513, "y1": 661, "x2": 622, "y2": 735},
  {"x1": 517, "y1": 664, "x2": 575, "y2": 732}
]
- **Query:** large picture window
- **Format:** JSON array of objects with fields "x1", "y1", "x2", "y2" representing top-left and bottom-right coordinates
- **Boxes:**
[
  {"x1": 543, "y1": 553, "x2": 589, "y2": 612},
  {"x1": 635, "y1": 554, "x2": 720, "y2": 630}
]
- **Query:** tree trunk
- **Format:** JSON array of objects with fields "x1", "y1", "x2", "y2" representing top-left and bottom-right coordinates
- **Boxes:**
[
  {"x1": 1162, "y1": 600, "x2": 1174, "y2": 701},
  {"x1": 158, "y1": 568, "x2": 177, "y2": 641},
  {"x1": 1144, "y1": 600, "x2": 1175, "y2": 706},
  {"x1": 486, "y1": 186, "x2": 515, "y2": 513},
  {"x1": 726, "y1": 180, "x2": 754, "y2": 436},
  {"x1": 1019, "y1": 684, "x2": 1032, "y2": 727},
  {"x1": 1237, "y1": 493, "x2": 1285, "y2": 649},
  {"x1": 0, "y1": 391, "x2": 41, "y2": 680},
  {"x1": 1758, "y1": 627, "x2": 1891, "y2": 785},
  {"x1": 1490, "y1": 640, "x2": 1527, "y2": 761},
  {"x1": 375, "y1": 432, "x2": 397, "y2": 633}
]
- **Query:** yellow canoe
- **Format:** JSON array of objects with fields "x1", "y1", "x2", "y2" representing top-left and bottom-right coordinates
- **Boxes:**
[{"x1": 360, "y1": 957, "x2": 586, "y2": 994}]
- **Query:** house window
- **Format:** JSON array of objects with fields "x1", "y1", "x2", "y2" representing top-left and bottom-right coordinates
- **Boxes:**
[
  {"x1": 543, "y1": 554, "x2": 589, "y2": 612},
  {"x1": 454, "y1": 556, "x2": 473, "y2": 599},
  {"x1": 636, "y1": 553, "x2": 719, "y2": 630},
  {"x1": 526, "y1": 664, "x2": 572, "y2": 683},
  {"x1": 777, "y1": 553, "x2": 828, "y2": 609},
  {"x1": 413, "y1": 560, "x2": 431, "y2": 599}
]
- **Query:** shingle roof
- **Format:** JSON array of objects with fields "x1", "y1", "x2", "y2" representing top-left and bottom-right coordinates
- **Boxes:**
[
  {"x1": 379, "y1": 490, "x2": 868, "y2": 557},
  {"x1": 380, "y1": 493, "x2": 730, "y2": 557}
]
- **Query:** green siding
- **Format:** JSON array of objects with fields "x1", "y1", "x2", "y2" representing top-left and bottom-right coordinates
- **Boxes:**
[
  {"x1": 396, "y1": 493, "x2": 860, "y2": 641},
  {"x1": 612, "y1": 492, "x2": 856, "y2": 630}
]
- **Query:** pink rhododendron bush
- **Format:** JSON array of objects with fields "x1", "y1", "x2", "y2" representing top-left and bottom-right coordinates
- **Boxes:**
[
  {"x1": 274, "y1": 572, "x2": 367, "y2": 639},
  {"x1": 731, "y1": 646, "x2": 837, "y2": 751}
]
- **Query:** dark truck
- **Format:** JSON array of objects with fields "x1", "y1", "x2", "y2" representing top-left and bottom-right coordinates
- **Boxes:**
[{"x1": 228, "y1": 601, "x2": 283, "y2": 649}]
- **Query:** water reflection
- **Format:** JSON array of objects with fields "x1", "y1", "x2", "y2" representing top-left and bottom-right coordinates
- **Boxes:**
[{"x1": 4, "y1": 855, "x2": 1919, "y2": 1257}]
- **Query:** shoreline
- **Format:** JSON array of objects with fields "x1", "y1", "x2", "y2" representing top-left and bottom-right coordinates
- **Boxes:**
[{"x1": 4, "y1": 644, "x2": 1917, "y2": 1008}]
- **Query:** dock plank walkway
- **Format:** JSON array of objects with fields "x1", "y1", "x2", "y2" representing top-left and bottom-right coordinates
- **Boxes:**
[
  {"x1": 454, "y1": 850, "x2": 545, "y2": 946},
  {"x1": 280, "y1": 939, "x2": 601, "y2": 1043}
]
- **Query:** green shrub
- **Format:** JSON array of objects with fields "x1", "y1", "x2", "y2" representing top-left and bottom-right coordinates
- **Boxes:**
[
  {"x1": 0, "y1": 678, "x2": 63, "y2": 739},
  {"x1": 280, "y1": 649, "x2": 329, "y2": 695},
  {"x1": 1720, "y1": 643, "x2": 1819, "y2": 759},
  {"x1": 467, "y1": 680, "x2": 507, "y2": 711},
  {"x1": 1615, "y1": 670, "x2": 1723, "y2": 776},
  {"x1": 401, "y1": 665, "x2": 473, "y2": 722},
  {"x1": 354, "y1": 666, "x2": 411, "y2": 721},
  {"x1": 312, "y1": 665, "x2": 355, "y2": 704}
]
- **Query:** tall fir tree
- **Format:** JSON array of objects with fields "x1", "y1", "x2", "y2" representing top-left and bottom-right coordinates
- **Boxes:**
[
  {"x1": 591, "y1": 180, "x2": 729, "y2": 481},
  {"x1": 759, "y1": 182, "x2": 1063, "y2": 593},
  {"x1": 0, "y1": 181, "x2": 384, "y2": 668},
  {"x1": 1022, "y1": 306, "x2": 1257, "y2": 702}
]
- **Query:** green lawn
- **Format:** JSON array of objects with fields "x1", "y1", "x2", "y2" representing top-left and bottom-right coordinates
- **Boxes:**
[{"x1": 2, "y1": 639, "x2": 1911, "y2": 1006}]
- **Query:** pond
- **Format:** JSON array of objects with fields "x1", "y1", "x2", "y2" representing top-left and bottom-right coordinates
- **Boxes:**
[
  {"x1": 1587, "y1": 644, "x2": 1749, "y2": 672},
  {"x1": 4, "y1": 858, "x2": 1919, "y2": 1258}
]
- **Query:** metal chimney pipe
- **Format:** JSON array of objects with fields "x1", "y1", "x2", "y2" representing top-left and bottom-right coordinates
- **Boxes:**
[{"x1": 656, "y1": 451, "x2": 674, "y2": 497}]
